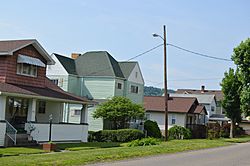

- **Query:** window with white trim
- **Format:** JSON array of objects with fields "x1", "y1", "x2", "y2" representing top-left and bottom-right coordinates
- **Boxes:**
[
  {"x1": 17, "y1": 63, "x2": 37, "y2": 77},
  {"x1": 171, "y1": 114, "x2": 176, "y2": 125},
  {"x1": 145, "y1": 113, "x2": 150, "y2": 120},
  {"x1": 38, "y1": 101, "x2": 46, "y2": 114},
  {"x1": 117, "y1": 83, "x2": 122, "y2": 89},
  {"x1": 131, "y1": 85, "x2": 139, "y2": 93},
  {"x1": 51, "y1": 79, "x2": 59, "y2": 86}
]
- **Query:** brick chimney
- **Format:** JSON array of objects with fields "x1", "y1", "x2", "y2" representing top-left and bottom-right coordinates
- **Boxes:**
[
  {"x1": 201, "y1": 85, "x2": 205, "y2": 93},
  {"x1": 71, "y1": 53, "x2": 81, "y2": 59}
]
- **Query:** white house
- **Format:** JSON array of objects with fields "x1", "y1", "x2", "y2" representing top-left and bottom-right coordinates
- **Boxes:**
[{"x1": 144, "y1": 96, "x2": 207, "y2": 138}]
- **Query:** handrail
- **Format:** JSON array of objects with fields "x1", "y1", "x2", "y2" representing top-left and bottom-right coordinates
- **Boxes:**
[{"x1": 5, "y1": 120, "x2": 17, "y2": 145}]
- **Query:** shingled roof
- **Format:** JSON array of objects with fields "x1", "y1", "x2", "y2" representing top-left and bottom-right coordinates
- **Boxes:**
[
  {"x1": 54, "y1": 53, "x2": 77, "y2": 75},
  {"x1": 144, "y1": 96, "x2": 197, "y2": 113},
  {"x1": 75, "y1": 51, "x2": 124, "y2": 78},
  {"x1": 0, "y1": 39, "x2": 54, "y2": 65},
  {"x1": 118, "y1": 62, "x2": 137, "y2": 79},
  {"x1": 0, "y1": 78, "x2": 93, "y2": 104}
]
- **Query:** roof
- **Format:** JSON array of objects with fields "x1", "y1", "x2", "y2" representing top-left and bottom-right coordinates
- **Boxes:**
[
  {"x1": 169, "y1": 93, "x2": 216, "y2": 104},
  {"x1": 75, "y1": 51, "x2": 124, "y2": 78},
  {"x1": 177, "y1": 89, "x2": 223, "y2": 101},
  {"x1": 193, "y1": 105, "x2": 208, "y2": 115},
  {"x1": 144, "y1": 96, "x2": 199, "y2": 114},
  {"x1": 118, "y1": 62, "x2": 137, "y2": 78},
  {"x1": 209, "y1": 114, "x2": 229, "y2": 121},
  {"x1": 0, "y1": 78, "x2": 94, "y2": 104},
  {"x1": 0, "y1": 39, "x2": 55, "y2": 65},
  {"x1": 54, "y1": 53, "x2": 77, "y2": 75}
]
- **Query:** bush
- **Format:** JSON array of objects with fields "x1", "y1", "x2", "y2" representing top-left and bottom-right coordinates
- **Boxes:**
[
  {"x1": 127, "y1": 137, "x2": 161, "y2": 147},
  {"x1": 220, "y1": 124, "x2": 230, "y2": 138},
  {"x1": 169, "y1": 125, "x2": 191, "y2": 140},
  {"x1": 207, "y1": 123, "x2": 221, "y2": 139},
  {"x1": 88, "y1": 131, "x2": 95, "y2": 142},
  {"x1": 90, "y1": 129, "x2": 144, "y2": 142},
  {"x1": 235, "y1": 126, "x2": 245, "y2": 136},
  {"x1": 144, "y1": 120, "x2": 162, "y2": 138}
]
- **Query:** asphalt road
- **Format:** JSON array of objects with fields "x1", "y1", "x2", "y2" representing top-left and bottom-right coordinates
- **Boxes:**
[{"x1": 88, "y1": 142, "x2": 250, "y2": 166}]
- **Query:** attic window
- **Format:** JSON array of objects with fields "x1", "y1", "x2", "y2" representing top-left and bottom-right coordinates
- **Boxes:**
[
  {"x1": 17, "y1": 63, "x2": 37, "y2": 77},
  {"x1": 135, "y1": 72, "x2": 138, "y2": 78},
  {"x1": 131, "y1": 85, "x2": 139, "y2": 93},
  {"x1": 117, "y1": 83, "x2": 122, "y2": 89}
]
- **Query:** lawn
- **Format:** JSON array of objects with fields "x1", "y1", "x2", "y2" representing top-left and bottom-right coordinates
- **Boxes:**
[{"x1": 0, "y1": 136, "x2": 250, "y2": 166}]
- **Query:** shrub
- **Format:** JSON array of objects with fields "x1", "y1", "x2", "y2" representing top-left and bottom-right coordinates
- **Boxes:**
[
  {"x1": 144, "y1": 120, "x2": 162, "y2": 138},
  {"x1": 91, "y1": 129, "x2": 144, "y2": 142},
  {"x1": 207, "y1": 123, "x2": 221, "y2": 139},
  {"x1": 220, "y1": 124, "x2": 230, "y2": 138},
  {"x1": 127, "y1": 137, "x2": 161, "y2": 147},
  {"x1": 235, "y1": 126, "x2": 245, "y2": 136},
  {"x1": 88, "y1": 131, "x2": 95, "y2": 142},
  {"x1": 169, "y1": 125, "x2": 191, "y2": 140}
]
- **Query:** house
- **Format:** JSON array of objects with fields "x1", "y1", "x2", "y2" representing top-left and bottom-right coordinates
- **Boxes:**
[
  {"x1": 0, "y1": 39, "x2": 93, "y2": 147},
  {"x1": 169, "y1": 93, "x2": 223, "y2": 123},
  {"x1": 176, "y1": 86, "x2": 226, "y2": 118},
  {"x1": 47, "y1": 51, "x2": 144, "y2": 131},
  {"x1": 144, "y1": 96, "x2": 207, "y2": 138}
]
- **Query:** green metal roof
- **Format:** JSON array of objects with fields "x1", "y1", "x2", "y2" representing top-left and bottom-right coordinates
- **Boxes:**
[
  {"x1": 118, "y1": 62, "x2": 137, "y2": 79},
  {"x1": 75, "y1": 51, "x2": 124, "y2": 78},
  {"x1": 54, "y1": 53, "x2": 77, "y2": 75}
]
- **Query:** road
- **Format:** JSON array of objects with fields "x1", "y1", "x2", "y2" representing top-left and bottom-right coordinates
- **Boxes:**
[{"x1": 88, "y1": 142, "x2": 250, "y2": 166}]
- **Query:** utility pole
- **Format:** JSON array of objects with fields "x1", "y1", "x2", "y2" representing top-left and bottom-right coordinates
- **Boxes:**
[
  {"x1": 153, "y1": 25, "x2": 168, "y2": 141},
  {"x1": 163, "y1": 25, "x2": 168, "y2": 141}
]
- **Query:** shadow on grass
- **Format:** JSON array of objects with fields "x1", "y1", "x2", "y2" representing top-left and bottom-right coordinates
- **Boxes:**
[{"x1": 57, "y1": 142, "x2": 122, "y2": 151}]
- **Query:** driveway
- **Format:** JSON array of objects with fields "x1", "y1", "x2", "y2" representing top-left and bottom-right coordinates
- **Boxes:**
[{"x1": 88, "y1": 142, "x2": 250, "y2": 166}]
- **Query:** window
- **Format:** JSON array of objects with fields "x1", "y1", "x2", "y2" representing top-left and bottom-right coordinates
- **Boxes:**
[
  {"x1": 38, "y1": 101, "x2": 46, "y2": 114},
  {"x1": 145, "y1": 113, "x2": 150, "y2": 120},
  {"x1": 51, "y1": 79, "x2": 59, "y2": 86},
  {"x1": 131, "y1": 85, "x2": 139, "y2": 93},
  {"x1": 74, "y1": 109, "x2": 81, "y2": 116},
  {"x1": 17, "y1": 63, "x2": 37, "y2": 77},
  {"x1": 211, "y1": 106, "x2": 215, "y2": 112},
  {"x1": 135, "y1": 72, "x2": 138, "y2": 78},
  {"x1": 117, "y1": 83, "x2": 122, "y2": 89},
  {"x1": 171, "y1": 114, "x2": 176, "y2": 125}
]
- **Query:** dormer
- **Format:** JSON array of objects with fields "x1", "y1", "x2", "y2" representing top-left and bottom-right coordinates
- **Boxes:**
[{"x1": 0, "y1": 39, "x2": 55, "y2": 87}]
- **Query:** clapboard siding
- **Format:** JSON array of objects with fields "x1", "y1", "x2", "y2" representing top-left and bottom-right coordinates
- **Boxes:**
[{"x1": 0, "y1": 122, "x2": 6, "y2": 146}]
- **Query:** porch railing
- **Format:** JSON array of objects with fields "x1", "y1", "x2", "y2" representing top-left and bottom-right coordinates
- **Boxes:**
[{"x1": 5, "y1": 120, "x2": 17, "y2": 145}]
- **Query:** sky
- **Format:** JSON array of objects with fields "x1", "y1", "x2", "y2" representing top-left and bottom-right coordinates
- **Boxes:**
[{"x1": 0, "y1": 0, "x2": 249, "y2": 90}]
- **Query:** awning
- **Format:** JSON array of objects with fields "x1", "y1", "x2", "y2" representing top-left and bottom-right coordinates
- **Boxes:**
[{"x1": 17, "y1": 54, "x2": 45, "y2": 67}]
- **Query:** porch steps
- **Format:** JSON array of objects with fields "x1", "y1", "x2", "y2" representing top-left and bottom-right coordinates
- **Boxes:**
[{"x1": 6, "y1": 133, "x2": 38, "y2": 147}]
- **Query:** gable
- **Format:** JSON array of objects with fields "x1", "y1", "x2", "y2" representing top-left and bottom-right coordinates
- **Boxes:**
[
  {"x1": 128, "y1": 63, "x2": 144, "y2": 84},
  {"x1": 47, "y1": 54, "x2": 68, "y2": 76}
]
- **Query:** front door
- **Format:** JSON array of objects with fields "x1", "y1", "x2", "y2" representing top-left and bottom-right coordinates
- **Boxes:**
[{"x1": 6, "y1": 97, "x2": 28, "y2": 133}]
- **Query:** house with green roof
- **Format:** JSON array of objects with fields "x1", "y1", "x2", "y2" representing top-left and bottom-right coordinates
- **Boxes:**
[{"x1": 46, "y1": 51, "x2": 144, "y2": 131}]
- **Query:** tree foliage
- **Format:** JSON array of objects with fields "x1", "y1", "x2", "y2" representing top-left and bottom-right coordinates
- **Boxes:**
[
  {"x1": 93, "y1": 96, "x2": 145, "y2": 129},
  {"x1": 232, "y1": 38, "x2": 250, "y2": 115},
  {"x1": 144, "y1": 86, "x2": 175, "y2": 96}
]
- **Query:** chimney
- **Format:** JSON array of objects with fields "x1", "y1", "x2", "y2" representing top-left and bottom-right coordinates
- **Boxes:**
[
  {"x1": 71, "y1": 53, "x2": 81, "y2": 59},
  {"x1": 201, "y1": 85, "x2": 205, "y2": 93}
]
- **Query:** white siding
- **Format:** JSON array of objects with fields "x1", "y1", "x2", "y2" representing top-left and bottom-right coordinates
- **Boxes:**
[
  {"x1": 147, "y1": 112, "x2": 186, "y2": 130},
  {"x1": 36, "y1": 101, "x2": 63, "y2": 123},
  {"x1": 46, "y1": 54, "x2": 68, "y2": 76},
  {"x1": 0, "y1": 122, "x2": 6, "y2": 146},
  {"x1": 26, "y1": 123, "x2": 88, "y2": 142},
  {"x1": 127, "y1": 64, "x2": 144, "y2": 85},
  {"x1": 88, "y1": 106, "x2": 103, "y2": 131}
]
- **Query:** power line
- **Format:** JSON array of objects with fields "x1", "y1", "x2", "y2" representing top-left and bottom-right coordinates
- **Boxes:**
[
  {"x1": 127, "y1": 43, "x2": 163, "y2": 61},
  {"x1": 167, "y1": 43, "x2": 233, "y2": 62}
]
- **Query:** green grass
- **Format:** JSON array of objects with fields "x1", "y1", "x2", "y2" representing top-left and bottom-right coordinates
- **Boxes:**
[
  {"x1": 1, "y1": 136, "x2": 250, "y2": 166},
  {"x1": 0, "y1": 139, "x2": 231, "y2": 166},
  {"x1": 57, "y1": 142, "x2": 122, "y2": 151},
  {"x1": 223, "y1": 135, "x2": 250, "y2": 143},
  {"x1": 0, "y1": 147, "x2": 45, "y2": 157}
]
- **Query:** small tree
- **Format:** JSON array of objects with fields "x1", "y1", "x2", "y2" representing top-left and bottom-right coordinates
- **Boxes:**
[
  {"x1": 93, "y1": 96, "x2": 145, "y2": 129},
  {"x1": 221, "y1": 68, "x2": 242, "y2": 138}
]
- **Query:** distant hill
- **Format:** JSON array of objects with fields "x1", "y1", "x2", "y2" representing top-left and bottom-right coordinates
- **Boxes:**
[{"x1": 144, "y1": 86, "x2": 175, "y2": 96}]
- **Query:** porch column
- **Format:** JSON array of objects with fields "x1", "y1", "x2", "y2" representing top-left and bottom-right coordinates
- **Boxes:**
[
  {"x1": 80, "y1": 104, "x2": 88, "y2": 124},
  {"x1": 80, "y1": 104, "x2": 88, "y2": 142},
  {"x1": 0, "y1": 96, "x2": 6, "y2": 120},
  {"x1": 27, "y1": 99, "x2": 37, "y2": 122}
]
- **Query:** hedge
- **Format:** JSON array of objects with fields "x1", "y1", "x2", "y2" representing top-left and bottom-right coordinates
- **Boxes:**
[{"x1": 89, "y1": 129, "x2": 144, "y2": 142}]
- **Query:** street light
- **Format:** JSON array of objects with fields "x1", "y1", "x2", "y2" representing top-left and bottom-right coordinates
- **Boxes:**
[{"x1": 153, "y1": 25, "x2": 168, "y2": 141}]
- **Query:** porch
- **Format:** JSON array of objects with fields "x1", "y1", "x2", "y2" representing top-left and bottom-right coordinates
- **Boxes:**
[{"x1": 0, "y1": 94, "x2": 89, "y2": 146}]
